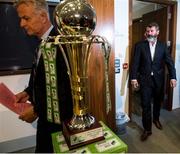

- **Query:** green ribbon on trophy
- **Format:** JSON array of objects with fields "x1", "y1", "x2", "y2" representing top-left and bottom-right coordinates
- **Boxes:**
[{"x1": 40, "y1": 42, "x2": 61, "y2": 124}]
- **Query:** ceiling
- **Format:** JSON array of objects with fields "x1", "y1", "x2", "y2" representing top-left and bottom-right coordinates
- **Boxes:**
[{"x1": 133, "y1": 0, "x2": 155, "y2": 12}]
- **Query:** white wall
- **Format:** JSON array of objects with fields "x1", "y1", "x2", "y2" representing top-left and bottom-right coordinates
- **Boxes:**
[
  {"x1": 0, "y1": 74, "x2": 36, "y2": 152},
  {"x1": 114, "y1": 0, "x2": 129, "y2": 123}
]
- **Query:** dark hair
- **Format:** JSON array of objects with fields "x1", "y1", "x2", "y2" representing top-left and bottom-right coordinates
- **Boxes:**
[{"x1": 147, "y1": 22, "x2": 159, "y2": 31}]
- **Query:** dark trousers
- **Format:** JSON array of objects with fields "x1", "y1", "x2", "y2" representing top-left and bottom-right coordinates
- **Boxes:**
[
  {"x1": 35, "y1": 119, "x2": 62, "y2": 153},
  {"x1": 140, "y1": 77, "x2": 163, "y2": 132}
]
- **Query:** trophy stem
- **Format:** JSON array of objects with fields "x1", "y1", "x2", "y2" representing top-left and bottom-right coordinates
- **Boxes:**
[
  {"x1": 68, "y1": 75, "x2": 96, "y2": 130},
  {"x1": 68, "y1": 114, "x2": 95, "y2": 130}
]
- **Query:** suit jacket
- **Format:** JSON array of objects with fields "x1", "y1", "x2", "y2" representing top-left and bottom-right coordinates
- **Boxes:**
[
  {"x1": 130, "y1": 40, "x2": 176, "y2": 88},
  {"x1": 25, "y1": 28, "x2": 73, "y2": 125}
]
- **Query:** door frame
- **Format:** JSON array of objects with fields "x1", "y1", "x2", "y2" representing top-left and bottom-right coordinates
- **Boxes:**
[{"x1": 129, "y1": 0, "x2": 178, "y2": 118}]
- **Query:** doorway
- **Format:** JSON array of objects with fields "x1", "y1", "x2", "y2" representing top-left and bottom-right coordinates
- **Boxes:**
[{"x1": 129, "y1": 0, "x2": 177, "y2": 117}]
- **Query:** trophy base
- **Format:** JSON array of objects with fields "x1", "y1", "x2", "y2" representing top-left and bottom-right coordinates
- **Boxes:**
[{"x1": 62, "y1": 121, "x2": 104, "y2": 150}]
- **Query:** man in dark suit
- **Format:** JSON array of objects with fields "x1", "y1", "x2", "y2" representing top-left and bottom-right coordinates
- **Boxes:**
[
  {"x1": 14, "y1": 0, "x2": 73, "y2": 152},
  {"x1": 130, "y1": 22, "x2": 176, "y2": 141}
]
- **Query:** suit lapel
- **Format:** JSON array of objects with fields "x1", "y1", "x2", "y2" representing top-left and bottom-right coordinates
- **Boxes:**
[
  {"x1": 153, "y1": 41, "x2": 160, "y2": 62},
  {"x1": 49, "y1": 27, "x2": 58, "y2": 36},
  {"x1": 144, "y1": 41, "x2": 152, "y2": 62}
]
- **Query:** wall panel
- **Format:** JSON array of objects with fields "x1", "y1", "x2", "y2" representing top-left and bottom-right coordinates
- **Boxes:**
[{"x1": 86, "y1": 0, "x2": 115, "y2": 130}]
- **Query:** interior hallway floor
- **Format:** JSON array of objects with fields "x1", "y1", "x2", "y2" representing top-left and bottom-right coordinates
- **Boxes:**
[{"x1": 118, "y1": 108, "x2": 180, "y2": 153}]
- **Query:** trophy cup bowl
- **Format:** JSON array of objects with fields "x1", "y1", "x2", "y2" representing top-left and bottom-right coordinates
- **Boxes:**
[
  {"x1": 53, "y1": 0, "x2": 110, "y2": 149},
  {"x1": 54, "y1": 0, "x2": 96, "y2": 36}
]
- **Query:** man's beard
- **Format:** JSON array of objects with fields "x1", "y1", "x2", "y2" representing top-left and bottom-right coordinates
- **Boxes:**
[{"x1": 147, "y1": 35, "x2": 157, "y2": 42}]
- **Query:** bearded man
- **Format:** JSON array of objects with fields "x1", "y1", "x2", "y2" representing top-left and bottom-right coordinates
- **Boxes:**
[{"x1": 130, "y1": 22, "x2": 176, "y2": 141}]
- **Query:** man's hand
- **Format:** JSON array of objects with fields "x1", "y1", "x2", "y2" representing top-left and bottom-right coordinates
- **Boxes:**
[
  {"x1": 131, "y1": 80, "x2": 139, "y2": 89},
  {"x1": 19, "y1": 105, "x2": 37, "y2": 123},
  {"x1": 170, "y1": 79, "x2": 177, "y2": 88},
  {"x1": 15, "y1": 91, "x2": 29, "y2": 103}
]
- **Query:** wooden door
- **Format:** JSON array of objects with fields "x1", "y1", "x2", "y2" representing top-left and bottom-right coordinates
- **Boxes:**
[
  {"x1": 142, "y1": 7, "x2": 168, "y2": 42},
  {"x1": 132, "y1": 18, "x2": 143, "y2": 50},
  {"x1": 131, "y1": 18, "x2": 143, "y2": 116},
  {"x1": 86, "y1": 0, "x2": 115, "y2": 130}
]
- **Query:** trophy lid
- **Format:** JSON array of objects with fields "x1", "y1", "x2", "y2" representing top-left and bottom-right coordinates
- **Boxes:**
[{"x1": 54, "y1": 0, "x2": 97, "y2": 36}]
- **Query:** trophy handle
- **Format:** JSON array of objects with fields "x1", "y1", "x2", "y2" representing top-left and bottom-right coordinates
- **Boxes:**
[{"x1": 90, "y1": 35, "x2": 112, "y2": 114}]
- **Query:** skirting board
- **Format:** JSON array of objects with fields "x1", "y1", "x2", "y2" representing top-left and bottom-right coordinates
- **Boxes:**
[{"x1": 0, "y1": 135, "x2": 36, "y2": 153}]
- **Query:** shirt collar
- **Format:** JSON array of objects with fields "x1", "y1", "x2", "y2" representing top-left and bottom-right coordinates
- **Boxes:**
[
  {"x1": 149, "y1": 40, "x2": 157, "y2": 47},
  {"x1": 41, "y1": 25, "x2": 54, "y2": 40}
]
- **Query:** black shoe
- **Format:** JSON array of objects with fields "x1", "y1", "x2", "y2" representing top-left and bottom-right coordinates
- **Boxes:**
[
  {"x1": 140, "y1": 131, "x2": 152, "y2": 141},
  {"x1": 153, "y1": 120, "x2": 163, "y2": 130}
]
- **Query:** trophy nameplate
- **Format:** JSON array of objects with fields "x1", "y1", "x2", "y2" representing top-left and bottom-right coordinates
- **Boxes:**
[{"x1": 63, "y1": 121, "x2": 104, "y2": 149}]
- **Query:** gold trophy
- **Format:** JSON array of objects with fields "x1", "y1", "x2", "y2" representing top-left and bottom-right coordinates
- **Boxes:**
[{"x1": 44, "y1": 0, "x2": 111, "y2": 149}]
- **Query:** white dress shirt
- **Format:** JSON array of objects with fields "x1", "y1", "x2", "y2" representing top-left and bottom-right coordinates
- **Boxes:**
[
  {"x1": 149, "y1": 41, "x2": 156, "y2": 76},
  {"x1": 36, "y1": 25, "x2": 54, "y2": 65},
  {"x1": 149, "y1": 41, "x2": 156, "y2": 61}
]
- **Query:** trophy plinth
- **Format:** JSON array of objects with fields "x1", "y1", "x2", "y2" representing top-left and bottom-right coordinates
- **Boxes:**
[{"x1": 63, "y1": 120, "x2": 104, "y2": 150}]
